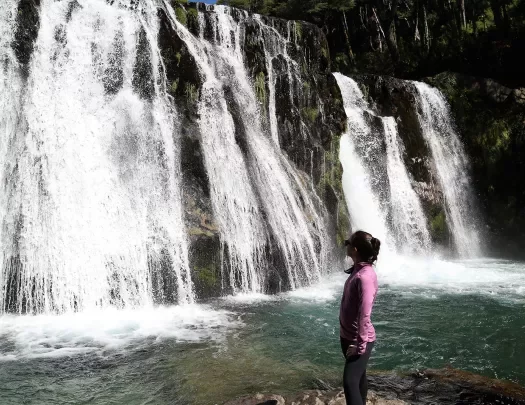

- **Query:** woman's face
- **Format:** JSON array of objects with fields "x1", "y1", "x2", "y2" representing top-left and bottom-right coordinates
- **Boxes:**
[{"x1": 346, "y1": 240, "x2": 358, "y2": 262}]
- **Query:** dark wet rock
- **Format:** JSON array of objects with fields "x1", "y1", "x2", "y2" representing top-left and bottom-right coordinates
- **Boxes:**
[
  {"x1": 103, "y1": 31, "x2": 125, "y2": 95},
  {"x1": 13, "y1": 0, "x2": 40, "y2": 78},
  {"x1": 368, "y1": 368, "x2": 525, "y2": 405},
  {"x1": 132, "y1": 28, "x2": 155, "y2": 101},
  {"x1": 223, "y1": 368, "x2": 525, "y2": 405}
]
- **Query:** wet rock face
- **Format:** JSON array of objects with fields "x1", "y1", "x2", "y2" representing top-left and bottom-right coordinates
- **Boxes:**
[
  {"x1": 240, "y1": 14, "x2": 346, "y2": 184},
  {"x1": 157, "y1": 5, "x2": 347, "y2": 298},
  {"x1": 13, "y1": 0, "x2": 40, "y2": 77}
]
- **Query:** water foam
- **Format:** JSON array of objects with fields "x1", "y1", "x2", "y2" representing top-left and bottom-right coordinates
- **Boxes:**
[{"x1": 0, "y1": 304, "x2": 240, "y2": 361}]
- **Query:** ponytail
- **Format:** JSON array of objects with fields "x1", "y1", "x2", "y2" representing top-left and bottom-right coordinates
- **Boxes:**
[{"x1": 369, "y1": 236, "x2": 381, "y2": 264}]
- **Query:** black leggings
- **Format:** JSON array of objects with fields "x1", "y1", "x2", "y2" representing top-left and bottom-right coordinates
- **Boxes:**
[{"x1": 341, "y1": 339, "x2": 375, "y2": 405}]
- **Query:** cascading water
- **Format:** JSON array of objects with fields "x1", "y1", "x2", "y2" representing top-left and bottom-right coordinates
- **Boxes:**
[
  {"x1": 162, "y1": 3, "x2": 330, "y2": 292},
  {"x1": 334, "y1": 75, "x2": 390, "y2": 245},
  {"x1": 383, "y1": 117, "x2": 431, "y2": 251},
  {"x1": 333, "y1": 73, "x2": 431, "y2": 254},
  {"x1": 0, "y1": 0, "x2": 25, "y2": 310},
  {"x1": 252, "y1": 16, "x2": 301, "y2": 146},
  {"x1": 414, "y1": 82, "x2": 481, "y2": 257},
  {"x1": 0, "y1": 0, "x2": 194, "y2": 314}
]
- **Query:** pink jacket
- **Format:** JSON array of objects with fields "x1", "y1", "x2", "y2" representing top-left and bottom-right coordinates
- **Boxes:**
[{"x1": 339, "y1": 262, "x2": 378, "y2": 355}]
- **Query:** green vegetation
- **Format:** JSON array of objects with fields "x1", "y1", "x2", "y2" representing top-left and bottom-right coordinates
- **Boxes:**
[
  {"x1": 430, "y1": 209, "x2": 448, "y2": 243},
  {"x1": 294, "y1": 21, "x2": 303, "y2": 40},
  {"x1": 218, "y1": 0, "x2": 525, "y2": 87},
  {"x1": 188, "y1": 8, "x2": 199, "y2": 28},
  {"x1": 217, "y1": 0, "x2": 353, "y2": 18},
  {"x1": 317, "y1": 133, "x2": 350, "y2": 246},
  {"x1": 175, "y1": 6, "x2": 187, "y2": 26},
  {"x1": 170, "y1": 78, "x2": 179, "y2": 94},
  {"x1": 194, "y1": 264, "x2": 219, "y2": 289},
  {"x1": 254, "y1": 71, "x2": 266, "y2": 107},
  {"x1": 302, "y1": 107, "x2": 319, "y2": 122},
  {"x1": 184, "y1": 82, "x2": 199, "y2": 103}
]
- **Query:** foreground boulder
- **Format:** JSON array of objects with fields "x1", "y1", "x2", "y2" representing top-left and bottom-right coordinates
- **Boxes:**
[{"x1": 224, "y1": 368, "x2": 525, "y2": 405}]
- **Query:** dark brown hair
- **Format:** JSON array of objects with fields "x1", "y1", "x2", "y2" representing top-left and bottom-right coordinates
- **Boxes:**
[{"x1": 346, "y1": 230, "x2": 381, "y2": 264}]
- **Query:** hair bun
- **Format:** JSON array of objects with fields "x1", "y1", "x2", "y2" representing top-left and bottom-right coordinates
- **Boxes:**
[{"x1": 370, "y1": 236, "x2": 381, "y2": 255}]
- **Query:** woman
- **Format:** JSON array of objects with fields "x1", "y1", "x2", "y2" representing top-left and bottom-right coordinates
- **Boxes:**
[{"x1": 340, "y1": 231, "x2": 380, "y2": 405}]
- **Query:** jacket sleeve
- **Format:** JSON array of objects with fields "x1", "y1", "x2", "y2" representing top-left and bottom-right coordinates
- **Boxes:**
[{"x1": 356, "y1": 274, "x2": 375, "y2": 355}]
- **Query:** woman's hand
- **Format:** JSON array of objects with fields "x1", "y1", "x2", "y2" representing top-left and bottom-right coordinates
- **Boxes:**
[{"x1": 345, "y1": 344, "x2": 358, "y2": 359}]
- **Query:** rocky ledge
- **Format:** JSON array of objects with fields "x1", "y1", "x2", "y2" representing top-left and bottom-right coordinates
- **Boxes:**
[{"x1": 223, "y1": 368, "x2": 525, "y2": 405}]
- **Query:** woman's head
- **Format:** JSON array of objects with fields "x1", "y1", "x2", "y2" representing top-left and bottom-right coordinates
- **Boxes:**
[{"x1": 345, "y1": 231, "x2": 381, "y2": 264}]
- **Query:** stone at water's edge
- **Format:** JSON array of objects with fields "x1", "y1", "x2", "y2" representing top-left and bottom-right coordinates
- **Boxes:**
[
  {"x1": 223, "y1": 368, "x2": 525, "y2": 405},
  {"x1": 223, "y1": 390, "x2": 407, "y2": 405}
]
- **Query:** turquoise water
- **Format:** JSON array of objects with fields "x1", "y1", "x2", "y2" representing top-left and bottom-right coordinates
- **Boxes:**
[{"x1": 1, "y1": 258, "x2": 524, "y2": 404}]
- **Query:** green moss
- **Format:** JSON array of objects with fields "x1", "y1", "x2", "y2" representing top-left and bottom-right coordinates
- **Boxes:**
[
  {"x1": 184, "y1": 82, "x2": 199, "y2": 103},
  {"x1": 194, "y1": 265, "x2": 219, "y2": 289},
  {"x1": 175, "y1": 7, "x2": 187, "y2": 26},
  {"x1": 254, "y1": 71, "x2": 266, "y2": 107},
  {"x1": 188, "y1": 227, "x2": 215, "y2": 237},
  {"x1": 430, "y1": 209, "x2": 448, "y2": 242},
  {"x1": 302, "y1": 107, "x2": 319, "y2": 123},
  {"x1": 294, "y1": 21, "x2": 302, "y2": 40},
  {"x1": 187, "y1": 7, "x2": 198, "y2": 28},
  {"x1": 175, "y1": 52, "x2": 182, "y2": 66},
  {"x1": 170, "y1": 79, "x2": 179, "y2": 94},
  {"x1": 334, "y1": 52, "x2": 350, "y2": 72},
  {"x1": 317, "y1": 133, "x2": 349, "y2": 246},
  {"x1": 336, "y1": 200, "x2": 351, "y2": 246},
  {"x1": 321, "y1": 43, "x2": 329, "y2": 60}
]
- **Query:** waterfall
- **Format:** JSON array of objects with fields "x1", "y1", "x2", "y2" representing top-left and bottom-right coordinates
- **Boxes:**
[
  {"x1": 252, "y1": 16, "x2": 301, "y2": 146},
  {"x1": 334, "y1": 74, "x2": 391, "y2": 245},
  {"x1": 334, "y1": 73, "x2": 431, "y2": 254},
  {"x1": 162, "y1": 4, "x2": 330, "y2": 292},
  {"x1": 414, "y1": 82, "x2": 481, "y2": 257},
  {"x1": 383, "y1": 117, "x2": 431, "y2": 252},
  {"x1": 0, "y1": 0, "x2": 25, "y2": 310},
  {"x1": 0, "y1": 0, "x2": 194, "y2": 314}
]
